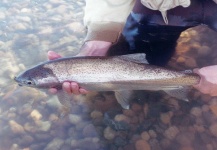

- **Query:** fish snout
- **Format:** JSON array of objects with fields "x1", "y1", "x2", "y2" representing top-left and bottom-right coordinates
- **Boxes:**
[{"x1": 14, "y1": 76, "x2": 23, "y2": 86}]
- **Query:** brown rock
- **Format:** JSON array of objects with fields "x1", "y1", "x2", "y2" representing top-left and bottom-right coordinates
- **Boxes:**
[
  {"x1": 141, "y1": 131, "x2": 150, "y2": 141},
  {"x1": 209, "y1": 123, "x2": 217, "y2": 137},
  {"x1": 135, "y1": 139, "x2": 151, "y2": 150},
  {"x1": 209, "y1": 105, "x2": 217, "y2": 117},
  {"x1": 132, "y1": 103, "x2": 143, "y2": 114}
]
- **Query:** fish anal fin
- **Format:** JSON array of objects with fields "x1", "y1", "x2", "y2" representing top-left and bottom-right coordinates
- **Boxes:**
[
  {"x1": 164, "y1": 86, "x2": 190, "y2": 102},
  {"x1": 118, "y1": 53, "x2": 149, "y2": 64},
  {"x1": 114, "y1": 90, "x2": 134, "y2": 109}
]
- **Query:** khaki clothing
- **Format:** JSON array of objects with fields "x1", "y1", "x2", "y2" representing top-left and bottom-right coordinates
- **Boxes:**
[{"x1": 84, "y1": 0, "x2": 216, "y2": 43}]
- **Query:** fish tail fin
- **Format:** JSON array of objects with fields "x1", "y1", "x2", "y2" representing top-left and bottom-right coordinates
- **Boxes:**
[{"x1": 114, "y1": 90, "x2": 134, "y2": 109}]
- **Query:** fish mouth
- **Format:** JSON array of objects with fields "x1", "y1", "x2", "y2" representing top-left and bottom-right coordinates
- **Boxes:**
[{"x1": 14, "y1": 76, "x2": 23, "y2": 86}]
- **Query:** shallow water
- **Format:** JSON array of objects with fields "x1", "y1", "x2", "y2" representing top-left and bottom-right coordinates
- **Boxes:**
[{"x1": 1, "y1": 0, "x2": 217, "y2": 150}]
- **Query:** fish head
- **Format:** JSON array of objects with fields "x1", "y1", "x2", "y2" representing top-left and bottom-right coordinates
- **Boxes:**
[{"x1": 14, "y1": 65, "x2": 59, "y2": 89}]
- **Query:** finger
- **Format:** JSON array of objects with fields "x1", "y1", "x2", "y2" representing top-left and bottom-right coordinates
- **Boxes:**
[
  {"x1": 193, "y1": 68, "x2": 199, "y2": 74},
  {"x1": 62, "y1": 82, "x2": 72, "y2": 94},
  {"x1": 70, "y1": 82, "x2": 80, "y2": 95},
  {"x1": 48, "y1": 51, "x2": 62, "y2": 60},
  {"x1": 49, "y1": 88, "x2": 58, "y2": 94},
  {"x1": 79, "y1": 88, "x2": 89, "y2": 94}
]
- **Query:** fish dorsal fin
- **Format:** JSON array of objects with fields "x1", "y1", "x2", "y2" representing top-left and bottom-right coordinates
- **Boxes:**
[{"x1": 117, "y1": 53, "x2": 149, "y2": 64}]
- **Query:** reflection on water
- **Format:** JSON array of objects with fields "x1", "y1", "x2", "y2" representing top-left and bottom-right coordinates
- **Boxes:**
[{"x1": 1, "y1": 0, "x2": 217, "y2": 150}]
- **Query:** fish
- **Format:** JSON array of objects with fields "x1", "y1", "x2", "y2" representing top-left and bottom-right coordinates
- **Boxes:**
[{"x1": 14, "y1": 53, "x2": 200, "y2": 111}]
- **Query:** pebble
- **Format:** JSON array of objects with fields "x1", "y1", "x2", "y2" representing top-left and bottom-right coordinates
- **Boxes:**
[
  {"x1": 44, "y1": 138, "x2": 64, "y2": 150},
  {"x1": 135, "y1": 139, "x2": 151, "y2": 150},
  {"x1": 209, "y1": 123, "x2": 217, "y2": 137},
  {"x1": 209, "y1": 105, "x2": 217, "y2": 117},
  {"x1": 160, "y1": 111, "x2": 173, "y2": 124},
  {"x1": 141, "y1": 131, "x2": 150, "y2": 141},
  {"x1": 190, "y1": 107, "x2": 202, "y2": 117},
  {"x1": 104, "y1": 127, "x2": 116, "y2": 140},
  {"x1": 82, "y1": 124, "x2": 97, "y2": 137},
  {"x1": 90, "y1": 110, "x2": 103, "y2": 119},
  {"x1": 114, "y1": 114, "x2": 130, "y2": 123},
  {"x1": 9, "y1": 120, "x2": 25, "y2": 135},
  {"x1": 30, "y1": 109, "x2": 42, "y2": 121},
  {"x1": 176, "y1": 131, "x2": 195, "y2": 146},
  {"x1": 37, "y1": 121, "x2": 51, "y2": 132},
  {"x1": 68, "y1": 114, "x2": 82, "y2": 125},
  {"x1": 148, "y1": 130, "x2": 157, "y2": 138},
  {"x1": 164, "y1": 126, "x2": 179, "y2": 140}
]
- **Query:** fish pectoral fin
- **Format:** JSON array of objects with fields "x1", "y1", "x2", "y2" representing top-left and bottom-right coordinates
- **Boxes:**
[
  {"x1": 118, "y1": 53, "x2": 149, "y2": 64},
  {"x1": 163, "y1": 86, "x2": 190, "y2": 102},
  {"x1": 114, "y1": 90, "x2": 134, "y2": 109}
]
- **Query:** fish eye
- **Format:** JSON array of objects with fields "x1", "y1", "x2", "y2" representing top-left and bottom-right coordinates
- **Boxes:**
[{"x1": 25, "y1": 80, "x2": 34, "y2": 85}]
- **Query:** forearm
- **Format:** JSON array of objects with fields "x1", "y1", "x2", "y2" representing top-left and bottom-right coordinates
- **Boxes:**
[{"x1": 84, "y1": 0, "x2": 135, "y2": 43}]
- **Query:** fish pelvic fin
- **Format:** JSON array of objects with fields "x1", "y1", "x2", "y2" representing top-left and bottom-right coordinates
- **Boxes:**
[
  {"x1": 56, "y1": 90, "x2": 73, "y2": 116},
  {"x1": 114, "y1": 90, "x2": 134, "y2": 109},
  {"x1": 164, "y1": 86, "x2": 190, "y2": 102},
  {"x1": 118, "y1": 53, "x2": 149, "y2": 64}
]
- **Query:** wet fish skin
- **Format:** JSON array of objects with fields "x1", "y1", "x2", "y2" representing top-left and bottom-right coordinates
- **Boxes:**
[{"x1": 14, "y1": 54, "x2": 201, "y2": 109}]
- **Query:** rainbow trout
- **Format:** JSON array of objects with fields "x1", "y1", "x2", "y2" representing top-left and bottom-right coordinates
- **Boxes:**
[{"x1": 14, "y1": 53, "x2": 200, "y2": 110}]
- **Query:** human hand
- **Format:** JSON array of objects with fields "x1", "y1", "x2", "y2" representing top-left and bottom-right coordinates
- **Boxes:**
[
  {"x1": 47, "y1": 51, "x2": 88, "y2": 95},
  {"x1": 193, "y1": 65, "x2": 217, "y2": 96}
]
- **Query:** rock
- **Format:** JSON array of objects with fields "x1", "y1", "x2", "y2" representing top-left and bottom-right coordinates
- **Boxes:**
[
  {"x1": 190, "y1": 107, "x2": 202, "y2": 117},
  {"x1": 10, "y1": 144, "x2": 20, "y2": 150},
  {"x1": 184, "y1": 57, "x2": 197, "y2": 68},
  {"x1": 114, "y1": 114, "x2": 130, "y2": 123},
  {"x1": 177, "y1": 56, "x2": 186, "y2": 64},
  {"x1": 104, "y1": 127, "x2": 116, "y2": 140},
  {"x1": 209, "y1": 123, "x2": 217, "y2": 137},
  {"x1": 148, "y1": 130, "x2": 157, "y2": 138},
  {"x1": 198, "y1": 45, "x2": 211, "y2": 56},
  {"x1": 131, "y1": 103, "x2": 143, "y2": 113},
  {"x1": 141, "y1": 131, "x2": 150, "y2": 141},
  {"x1": 9, "y1": 120, "x2": 25, "y2": 135},
  {"x1": 78, "y1": 138, "x2": 100, "y2": 150},
  {"x1": 114, "y1": 136, "x2": 127, "y2": 147},
  {"x1": 123, "y1": 109, "x2": 135, "y2": 117},
  {"x1": 176, "y1": 131, "x2": 195, "y2": 146},
  {"x1": 46, "y1": 97, "x2": 62, "y2": 110},
  {"x1": 149, "y1": 139, "x2": 161, "y2": 150},
  {"x1": 90, "y1": 110, "x2": 103, "y2": 119},
  {"x1": 164, "y1": 126, "x2": 179, "y2": 140},
  {"x1": 209, "y1": 105, "x2": 217, "y2": 117},
  {"x1": 68, "y1": 114, "x2": 82, "y2": 125},
  {"x1": 44, "y1": 138, "x2": 64, "y2": 150},
  {"x1": 160, "y1": 139, "x2": 171, "y2": 149},
  {"x1": 49, "y1": 114, "x2": 59, "y2": 122},
  {"x1": 135, "y1": 139, "x2": 151, "y2": 150},
  {"x1": 179, "y1": 146, "x2": 194, "y2": 150},
  {"x1": 30, "y1": 109, "x2": 42, "y2": 121},
  {"x1": 82, "y1": 124, "x2": 97, "y2": 137},
  {"x1": 160, "y1": 111, "x2": 173, "y2": 124},
  {"x1": 18, "y1": 135, "x2": 34, "y2": 147},
  {"x1": 37, "y1": 121, "x2": 51, "y2": 132}
]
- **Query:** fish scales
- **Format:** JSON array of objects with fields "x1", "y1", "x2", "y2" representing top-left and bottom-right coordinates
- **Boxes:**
[
  {"x1": 41, "y1": 57, "x2": 199, "y2": 90},
  {"x1": 14, "y1": 53, "x2": 201, "y2": 111}
]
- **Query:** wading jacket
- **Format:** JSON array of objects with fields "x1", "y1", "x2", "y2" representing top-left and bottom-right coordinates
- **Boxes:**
[{"x1": 83, "y1": 0, "x2": 217, "y2": 43}]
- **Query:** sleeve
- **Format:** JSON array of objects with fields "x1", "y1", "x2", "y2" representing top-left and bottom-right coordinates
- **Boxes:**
[{"x1": 84, "y1": 0, "x2": 135, "y2": 43}]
